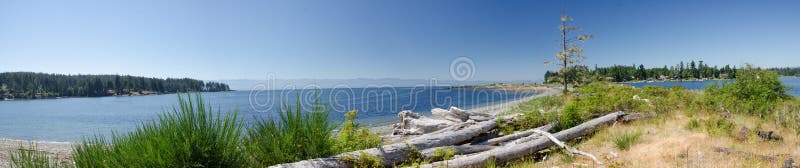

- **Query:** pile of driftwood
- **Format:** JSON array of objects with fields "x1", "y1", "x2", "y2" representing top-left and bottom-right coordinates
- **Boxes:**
[{"x1": 270, "y1": 107, "x2": 646, "y2": 168}]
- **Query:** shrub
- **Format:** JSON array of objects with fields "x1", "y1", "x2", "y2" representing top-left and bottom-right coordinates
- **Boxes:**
[
  {"x1": 73, "y1": 94, "x2": 248, "y2": 167},
  {"x1": 557, "y1": 102, "x2": 584, "y2": 130},
  {"x1": 613, "y1": 131, "x2": 642, "y2": 150},
  {"x1": 246, "y1": 97, "x2": 336, "y2": 166},
  {"x1": 703, "y1": 64, "x2": 791, "y2": 117},
  {"x1": 334, "y1": 110, "x2": 382, "y2": 153},
  {"x1": 685, "y1": 119, "x2": 700, "y2": 130},
  {"x1": 499, "y1": 96, "x2": 562, "y2": 134}
]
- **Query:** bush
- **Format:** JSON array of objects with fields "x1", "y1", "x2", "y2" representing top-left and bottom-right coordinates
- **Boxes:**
[
  {"x1": 613, "y1": 131, "x2": 642, "y2": 150},
  {"x1": 334, "y1": 110, "x2": 382, "y2": 153},
  {"x1": 73, "y1": 94, "x2": 248, "y2": 167},
  {"x1": 557, "y1": 102, "x2": 584, "y2": 130},
  {"x1": 703, "y1": 64, "x2": 791, "y2": 117},
  {"x1": 246, "y1": 97, "x2": 336, "y2": 166},
  {"x1": 500, "y1": 96, "x2": 562, "y2": 134}
]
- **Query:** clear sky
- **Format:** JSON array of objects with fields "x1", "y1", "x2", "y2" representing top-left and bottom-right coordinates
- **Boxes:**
[{"x1": 1, "y1": 0, "x2": 798, "y2": 82}]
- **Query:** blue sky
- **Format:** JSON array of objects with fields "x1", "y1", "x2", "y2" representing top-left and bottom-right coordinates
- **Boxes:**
[{"x1": 1, "y1": 0, "x2": 798, "y2": 82}]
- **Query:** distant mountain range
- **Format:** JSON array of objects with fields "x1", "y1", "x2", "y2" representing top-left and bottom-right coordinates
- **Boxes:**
[{"x1": 214, "y1": 78, "x2": 540, "y2": 91}]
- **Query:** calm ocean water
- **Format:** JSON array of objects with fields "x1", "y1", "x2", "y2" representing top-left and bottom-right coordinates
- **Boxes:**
[
  {"x1": 0, "y1": 86, "x2": 533, "y2": 141},
  {"x1": 623, "y1": 77, "x2": 800, "y2": 97}
]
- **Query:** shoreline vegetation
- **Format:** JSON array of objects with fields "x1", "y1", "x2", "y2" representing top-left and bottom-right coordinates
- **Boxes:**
[
  {"x1": 544, "y1": 60, "x2": 800, "y2": 84},
  {"x1": 3, "y1": 66, "x2": 800, "y2": 167},
  {"x1": 0, "y1": 72, "x2": 231, "y2": 100}
]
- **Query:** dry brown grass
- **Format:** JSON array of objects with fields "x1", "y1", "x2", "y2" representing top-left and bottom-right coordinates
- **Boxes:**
[{"x1": 506, "y1": 112, "x2": 800, "y2": 168}]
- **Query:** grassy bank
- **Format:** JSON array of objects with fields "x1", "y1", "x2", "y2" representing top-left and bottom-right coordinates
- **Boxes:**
[
  {"x1": 497, "y1": 65, "x2": 800, "y2": 167},
  {"x1": 7, "y1": 94, "x2": 382, "y2": 167}
]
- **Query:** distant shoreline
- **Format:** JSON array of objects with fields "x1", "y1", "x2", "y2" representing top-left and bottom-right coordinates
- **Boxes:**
[{"x1": 0, "y1": 90, "x2": 234, "y2": 102}]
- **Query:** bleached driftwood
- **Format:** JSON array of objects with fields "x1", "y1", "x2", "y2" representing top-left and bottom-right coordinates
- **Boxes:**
[
  {"x1": 477, "y1": 123, "x2": 554, "y2": 146},
  {"x1": 418, "y1": 111, "x2": 627, "y2": 168},
  {"x1": 713, "y1": 146, "x2": 778, "y2": 162},
  {"x1": 393, "y1": 110, "x2": 458, "y2": 135},
  {"x1": 420, "y1": 145, "x2": 496, "y2": 161},
  {"x1": 532, "y1": 129, "x2": 602, "y2": 165},
  {"x1": 270, "y1": 113, "x2": 515, "y2": 167}
]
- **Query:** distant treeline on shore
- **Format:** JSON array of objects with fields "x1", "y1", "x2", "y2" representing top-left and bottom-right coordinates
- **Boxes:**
[
  {"x1": 769, "y1": 67, "x2": 800, "y2": 77},
  {"x1": 545, "y1": 61, "x2": 800, "y2": 83},
  {"x1": 546, "y1": 60, "x2": 740, "y2": 83},
  {"x1": 0, "y1": 72, "x2": 230, "y2": 99}
]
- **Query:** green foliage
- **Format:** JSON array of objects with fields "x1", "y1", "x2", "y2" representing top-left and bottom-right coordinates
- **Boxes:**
[
  {"x1": 500, "y1": 95, "x2": 563, "y2": 134},
  {"x1": 334, "y1": 110, "x2": 383, "y2": 154},
  {"x1": 432, "y1": 147, "x2": 456, "y2": 165},
  {"x1": 399, "y1": 143, "x2": 428, "y2": 167},
  {"x1": 546, "y1": 60, "x2": 739, "y2": 82},
  {"x1": 246, "y1": 96, "x2": 336, "y2": 166},
  {"x1": 72, "y1": 94, "x2": 247, "y2": 167},
  {"x1": 340, "y1": 152, "x2": 382, "y2": 168},
  {"x1": 613, "y1": 131, "x2": 642, "y2": 150},
  {"x1": 10, "y1": 145, "x2": 71, "y2": 168},
  {"x1": 685, "y1": 117, "x2": 735, "y2": 136},
  {"x1": 685, "y1": 119, "x2": 700, "y2": 130},
  {"x1": 0, "y1": 72, "x2": 230, "y2": 99},
  {"x1": 703, "y1": 65, "x2": 791, "y2": 117},
  {"x1": 557, "y1": 102, "x2": 584, "y2": 130}
]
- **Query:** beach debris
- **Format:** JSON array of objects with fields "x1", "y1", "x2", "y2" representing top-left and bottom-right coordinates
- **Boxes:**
[
  {"x1": 756, "y1": 130, "x2": 783, "y2": 141},
  {"x1": 785, "y1": 158, "x2": 796, "y2": 168},
  {"x1": 273, "y1": 110, "x2": 647, "y2": 168},
  {"x1": 418, "y1": 112, "x2": 629, "y2": 168},
  {"x1": 532, "y1": 129, "x2": 603, "y2": 165},
  {"x1": 712, "y1": 146, "x2": 778, "y2": 162},
  {"x1": 392, "y1": 110, "x2": 457, "y2": 135},
  {"x1": 737, "y1": 126, "x2": 750, "y2": 141}
]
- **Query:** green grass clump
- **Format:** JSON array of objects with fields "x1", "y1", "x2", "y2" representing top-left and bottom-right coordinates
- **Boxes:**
[
  {"x1": 613, "y1": 131, "x2": 642, "y2": 150},
  {"x1": 10, "y1": 145, "x2": 71, "y2": 168},
  {"x1": 500, "y1": 96, "x2": 563, "y2": 134},
  {"x1": 340, "y1": 152, "x2": 382, "y2": 168},
  {"x1": 685, "y1": 119, "x2": 700, "y2": 130},
  {"x1": 334, "y1": 110, "x2": 382, "y2": 154},
  {"x1": 72, "y1": 94, "x2": 247, "y2": 167},
  {"x1": 246, "y1": 97, "x2": 336, "y2": 166}
]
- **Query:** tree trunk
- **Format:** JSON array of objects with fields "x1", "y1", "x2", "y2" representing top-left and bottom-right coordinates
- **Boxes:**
[{"x1": 476, "y1": 123, "x2": 554, "y2": 146}]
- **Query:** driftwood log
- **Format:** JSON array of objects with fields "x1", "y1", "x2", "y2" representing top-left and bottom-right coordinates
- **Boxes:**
[
  {"x1": 270, "y1": 110, "x2": 520, "y2": 168},
  {"x1": 477, "y1": 123, "x2": 554, "y2": 146},
  {"x1": 271, "y1": 110, "x2": 640, "y2": 168},
  {"x1": 532, "y1": 129, "x2": 602, "y2": 165},
  {"x1": 419, "y1": 111, "x2": 627, "y2": 168},
  {"x1": 712, "y1": 146, "x2": 778, "y2": 162}
]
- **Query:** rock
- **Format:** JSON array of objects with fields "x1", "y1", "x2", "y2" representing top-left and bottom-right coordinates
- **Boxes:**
[
  {"x1": 721, "y1": 112, "x2": 733, "y2": 119},
  {"x1": 737, "y1": 126, "x2": 750, "y2": 141},
  {"x1": 756, "y1": 130, "x2": 783, "y2": 141},
  {"x1": 784, "y1": 158, "x2": 795, "y2": 168}
]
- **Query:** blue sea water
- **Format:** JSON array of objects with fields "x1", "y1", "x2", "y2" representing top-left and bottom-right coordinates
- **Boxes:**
[
  {"x1": 0, "y1": 86, "x2": 533, "y2": 141},
  {"x1": 623, "y1": 77, "x2": 800, "y2": 97}
]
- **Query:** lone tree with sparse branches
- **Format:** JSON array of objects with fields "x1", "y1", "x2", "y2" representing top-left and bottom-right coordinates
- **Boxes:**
[{"x1": 546, "y1": 15, "x2": 592, "y2": 93}]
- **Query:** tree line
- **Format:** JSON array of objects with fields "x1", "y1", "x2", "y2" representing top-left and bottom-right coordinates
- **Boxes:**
[
  {"x1": 0, "y1": 72, "x2": 230, "y2": 99},
  {"x1": 769, "y1": 67, "x2": 800, "y2": 76},
  {"x1": 545, "y1": 61, "x2": 742, "y2": 83}
]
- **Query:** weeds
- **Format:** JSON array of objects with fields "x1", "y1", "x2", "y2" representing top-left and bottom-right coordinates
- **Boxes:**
[
  {"x1": 10, "y1": 145, "x2": 71, "y2": 168},
  {"x1": 613, "y1": 131, "x2": 642, "y2": 150},
  {"x1": 246, "y1": 96, "x2": 336, "y2": 166},
  {"x1": 334, "y1": 110, "x2": 382, "y2": 154}
]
